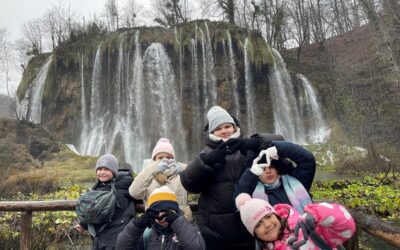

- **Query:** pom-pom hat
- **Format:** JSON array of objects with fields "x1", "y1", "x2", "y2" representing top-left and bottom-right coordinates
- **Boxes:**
[
  {"x1": 147, "y1": 186, "x2": 179, "y2": 212},
  {"x1": 235, "y1": 193, "x2": 276, "y2": 235},
  {"x1": 151, "y1": 138, "x2": 175, "y2": 160}
]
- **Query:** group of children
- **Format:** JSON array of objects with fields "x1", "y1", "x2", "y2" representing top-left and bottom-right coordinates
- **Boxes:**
[{"x1": 75, "y1": 105, "x2": 356, "y2": 250}]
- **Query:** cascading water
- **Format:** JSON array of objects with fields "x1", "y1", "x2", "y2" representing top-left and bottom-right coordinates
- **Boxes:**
[
  {"x1": 243, "y1": 38, "x2": 257, "y2": 134},
  {"x1": 18, "y1": 56, "x2": 52, "y2": 124},
  {"x1": 22, "y1": 22, "x2": 332, "y2": 173},
  {"x1": 227, "y1": 30, "x2": 239, "y2": 117},
  {"x1": 269, "y1": 48, "x2": 306, "y2": 143},
  {"x1": 296, "y1": 74, "x2": 331, "y2": 143},
  {"x1": 203, "y1": 22, "x2": 217, "y2": 106}
]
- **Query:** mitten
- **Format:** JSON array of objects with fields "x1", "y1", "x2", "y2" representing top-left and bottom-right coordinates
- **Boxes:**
[
  {"x1": 257, "y1": 146, "x2": 279, "y2": 167},
  {"x1": 164, "y1": 210, "x2": 179, "y2": 224},
  {"x1": 220, "y1": 138, "x2": 260, "y2": 155},
  {"x1": 201, "y1": 150, "x2": 226, "y2": 166},
  {"x1": 134, "y1": 209, "x2": 157, "y2": 228},
  {"x1": 250, "y1": 150, "x2": 268, "y2": 176}
]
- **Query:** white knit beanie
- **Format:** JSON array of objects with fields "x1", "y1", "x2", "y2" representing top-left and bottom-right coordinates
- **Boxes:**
[
  {"x1": 207, "y1": 106, "x2": 235, "y2": 133},
  {"x1": 151, "y1": 138, "x2": 175, "y2": 160},
  {"x1": 95, "y1": 153, "x2": 119, "y2": 176},
  {"x1": 235, "y1": 193, "x2": 276, "y2": 236}
]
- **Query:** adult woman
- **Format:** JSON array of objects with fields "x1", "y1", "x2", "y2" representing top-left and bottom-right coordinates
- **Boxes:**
[
  {"x1": 180, "y1": 106, "x2": 275, "y2": 250},
  {"x1": 236, "y1": 140, "x2": 316, "y2": 213},
  {"x1": 75, "y1": 154, "x2": 136, "y2": 250}
]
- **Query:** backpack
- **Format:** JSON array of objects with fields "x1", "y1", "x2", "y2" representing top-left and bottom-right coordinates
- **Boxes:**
[{"x1": 76, "y1": 180, "x2": 118, "y2": 227}]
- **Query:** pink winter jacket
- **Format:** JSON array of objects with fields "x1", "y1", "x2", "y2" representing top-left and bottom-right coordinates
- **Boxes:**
[{"x1": 263, "y1": 203, "x2": 356, "y2": 250}]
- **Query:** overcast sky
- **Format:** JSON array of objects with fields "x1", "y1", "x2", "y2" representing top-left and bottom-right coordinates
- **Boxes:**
[{"x1": 0, "y1": 0, "x2": 138, "y2": 95}]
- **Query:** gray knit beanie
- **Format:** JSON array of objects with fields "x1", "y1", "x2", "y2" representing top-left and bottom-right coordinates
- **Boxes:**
[
  {"x1": 95, "y1": 153, "x2": 119, "y2": 176},
  {"x1": 207, "y1": 106, "x2": 235, "y2": 133}
]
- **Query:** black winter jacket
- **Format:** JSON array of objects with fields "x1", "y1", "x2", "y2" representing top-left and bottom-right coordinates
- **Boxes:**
[
  {"x1": 180, "y1": 125, "x2": 254, "y2": 249},
  {"x1": 80, "y1": 169, "x2": 136, "y2": 250},
  {"x1": 116, "y1": 215, "x2": 205, "y2": 250}
]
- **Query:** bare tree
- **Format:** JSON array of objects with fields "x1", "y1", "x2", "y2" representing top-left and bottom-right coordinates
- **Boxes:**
[
  {"x1": 20, "y1": 18, "x2": 43, "y2": 55},
  {"x1": 42, "y1": 0, "x2": 77, "y2": 49},
  {"x1": 200, "y1": 0, "x2": 236, "y2": 24},
  {"x1": 151, "y1": 0, "x2": 190, "y2": 26},
  {"x1": 122, "y1": 0, "x2": 143, "y2": 27},
  {"x1": 104, "y1": 0, "x2": 119, "y2": 31}
]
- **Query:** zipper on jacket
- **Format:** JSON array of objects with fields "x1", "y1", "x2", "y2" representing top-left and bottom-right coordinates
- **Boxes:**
[{"x1": 160, "y1": 235, "x2": 165, "y2": 250}]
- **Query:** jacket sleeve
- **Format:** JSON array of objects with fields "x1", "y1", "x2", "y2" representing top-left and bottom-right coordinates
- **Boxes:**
[
  {"x1": 129, "y1": 160, "x2": 159, "y2": 199},
  {"x1": 179, "y1": 155, "x2": 215, "y2": 194},
  {"x1": 234, "y1": 168, "x2": 259, "y2": 199},
  {"x1": 304, "y1": 203, "x2": 356, "y2": 244},
  {"x1": 170, "y1": 216, "x2": 206, "y2": 250},
  {"x1": 116, "y1": 218, "x2": 145, "y2": 250},
  {"x1": 272, "y1": 141, "x2": 316, "y2": 191}
]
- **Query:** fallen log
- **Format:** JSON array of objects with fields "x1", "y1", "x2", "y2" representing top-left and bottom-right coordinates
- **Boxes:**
[{"x1": 349, "y1": 209, "x2": 400, "y2": 249}]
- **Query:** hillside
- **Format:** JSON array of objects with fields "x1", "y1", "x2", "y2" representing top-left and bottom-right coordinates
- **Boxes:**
[{"x1": 284, "y1": 20, "x2": 400, "y2": 148}]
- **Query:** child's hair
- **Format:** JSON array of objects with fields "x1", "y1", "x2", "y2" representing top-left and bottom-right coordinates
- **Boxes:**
[{"x1": 255, "y1": 209, "x2": 291, "y2": 248}]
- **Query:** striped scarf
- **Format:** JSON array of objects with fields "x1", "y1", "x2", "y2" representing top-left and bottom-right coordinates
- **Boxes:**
[{"x1": 252, "y1": 175, "x2": 312, "y2": 214}]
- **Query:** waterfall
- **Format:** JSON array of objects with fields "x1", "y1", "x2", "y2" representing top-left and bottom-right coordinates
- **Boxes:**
[
  {"x1": 80, "y1": 43, "x2": 105, "y2": 155},
  {"x1": 142, "y1": 43, "x2": 187, "y2": 165},
  {"x1": 244, "y1": 38, "x2": 256, "y2": 134},
  {"x1": 18, "y1": 56, "x2": 52, "y2": 124},
  {"x1": 269, "y1": 48, "x2": 306, "y2": 143},
  {"x1": 203, "y1": 22, "x2": 217, "y2": 106},
  {"x1": 296, "y1": 74, "x2": 331, "y2": 143},
  {"x1": 227, "y1": 31, "x2": 239, "y2": 117},
  {"x1": 174, "y1": 27, "x2": 183, "y2": 98}
]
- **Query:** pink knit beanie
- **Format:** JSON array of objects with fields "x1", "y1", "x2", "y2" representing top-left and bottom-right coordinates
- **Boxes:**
[
  {"x1": 151, "y1": 138, "x2": 175, "y2": 160},
  {"x1": 235, "y1": 193, "x2": 276, "y2": 235}
]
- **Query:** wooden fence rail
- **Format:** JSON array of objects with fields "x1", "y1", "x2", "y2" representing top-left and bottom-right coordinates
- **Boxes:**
[{"x1": 0, "y1": 200, "x2": 399, "y2": 250}]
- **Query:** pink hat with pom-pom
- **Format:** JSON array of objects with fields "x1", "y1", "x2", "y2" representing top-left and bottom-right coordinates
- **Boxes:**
[
  {"x1": 151, "y1": 138, "x2": 175, "y2": 160},
  {"x1": 235, "y1": 193, "x2": 276, "y2": 235}
]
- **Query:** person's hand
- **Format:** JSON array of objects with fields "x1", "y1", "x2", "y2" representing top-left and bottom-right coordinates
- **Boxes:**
[
  {"x1": 287, "y1": 213, "x2": 316, "y2": 248},
  {"x1": 134, "y1": 209, "x2": 157, "y2": 229},
  {"x1": 201, "y1": 149, "x2": 226, "y2": 166},
  {"x1": 257, "y1": 146, "x2": 279, "y2": 167},
  {"x1": 220, "y1": 138, "x2": 260, "y2": 155},
  {"x1": 74, "y1": 224, "x2": 85, "y2": 233},
  {"x1": 163, "y1": 210, "x2": 179, "y2": 224}
]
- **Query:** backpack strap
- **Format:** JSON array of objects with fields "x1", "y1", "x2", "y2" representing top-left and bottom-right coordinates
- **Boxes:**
[{"x1": 143, "y1": 227, "x2": 152, "y2": 250}]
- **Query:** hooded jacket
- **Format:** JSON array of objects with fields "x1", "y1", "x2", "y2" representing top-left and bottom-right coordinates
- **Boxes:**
[
  {"x1": 80, "y1": 169, "x2": 136, "y2": 250},
  {"x1": 259, "y1": 203, "x2": 356, "y2": 250},
  {"x1": 180, "y1": 121, "x2": 254, "y2": 249},
  {"x1": 116, "y1": 215, "x2": 205, "y2": 250}
]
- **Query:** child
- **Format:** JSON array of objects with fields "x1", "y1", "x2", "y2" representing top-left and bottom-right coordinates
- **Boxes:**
[
  {"x1": 116, "y1": 186, "x2": 205, "y2": 250},
  {"x1": 129, "y1": 138, "x2": 188, "y2": 209},
  {"x1": 75, "y1": 153, "x2": 136, "y2": 250},
  {"x1": 235, "y1": 193, "x2": 356, "y2": 250}
]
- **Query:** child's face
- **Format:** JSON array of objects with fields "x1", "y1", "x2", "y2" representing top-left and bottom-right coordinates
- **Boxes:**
[
  {"x1": 96, "y1": 167, "x2": 114, "y2": 182},
  {"x1": 155, "y1": 152, "x2": 174, "y2": 161},
  {"x1": 154, "y1": 211, "x2": 170, "y2": 227},
  {"x1": 254, "y1": 213, "x2": 281, "y2": 242},
  {"x1": 259, "y1": 166, "x2": 279, "y2": 184},
  {"x1": 212, "y1": 123, "x2": 235, "y2": 139}
]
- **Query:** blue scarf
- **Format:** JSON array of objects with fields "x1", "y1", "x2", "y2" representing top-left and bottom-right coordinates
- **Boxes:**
[{"x1": 252, "y1": 175, "x2": 312, "y2": 213}]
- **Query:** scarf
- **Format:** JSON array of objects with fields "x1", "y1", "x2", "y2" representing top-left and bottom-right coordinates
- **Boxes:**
[{"x1": 252, "y1": 175, "x2": 312, "y2": 214}]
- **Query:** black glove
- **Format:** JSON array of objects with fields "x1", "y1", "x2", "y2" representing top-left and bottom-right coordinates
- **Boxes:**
[
  {"x1": 201, "y1": 149, "x2": 226, "y2": 166},
  {"x1": 134, "y1": 209, "x2": 157, "y2": 229},
  {"x1": 221, "y1": 138, "x2": 260, "y2": 155},
  {"x1": 163, "y1": 210, "x2": 179, "y2": 224}
]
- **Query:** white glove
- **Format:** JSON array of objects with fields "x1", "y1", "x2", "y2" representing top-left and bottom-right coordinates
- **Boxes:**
[
  {"x1": 250, "y1": 151, "x2": 268, "y2": 176},
  {"x1": 258, "y1": 146, "x2": 279, "y2": 166}
]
